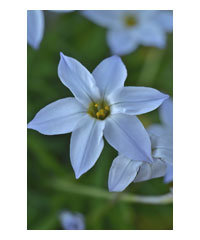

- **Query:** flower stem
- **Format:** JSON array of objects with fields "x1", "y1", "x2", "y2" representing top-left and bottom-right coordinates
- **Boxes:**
[{"x1": 48, "y1": 178, "x2": 173, "y2": 205}]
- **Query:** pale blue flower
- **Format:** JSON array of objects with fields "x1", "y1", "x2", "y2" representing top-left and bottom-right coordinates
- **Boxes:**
[
  {"x1": 60, "y1": 211, "x2": 85, "y2": 230},
  {"x1": 28, "y1": 53, "x2": 168, "y2": 179},
  {"x1": 108, "y1": 98, "x2": 173, "y2": 192},
  {"x1": 82, "y1": 10, "x2": 173, "y2": 55},
  {"x1": 27, "y1": 10, "x2": 73, "y2": 49},
  {"x1": 148, "y1": 98, "x2": 173, "y2": 183}
]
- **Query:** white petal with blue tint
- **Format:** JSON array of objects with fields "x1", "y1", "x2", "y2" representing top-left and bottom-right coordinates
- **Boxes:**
[
  {"x1": 155, "y1": 11, "x2": 173, "y2": 32},
  {"x1": 147, "y1": 124, "x2": 167, "y2": 136},
  {"x1": 134, "y1": 158, "x2": 167, "y2": 182},
  {"x1": 58, "y1": 53, "x2": 101, "y2": 107},
  {"x1": 70, "y1": 115, "x2": 105, "y2": 179},
  {"x1": 107, "y1": 29, "x2": 139, "y2": 55},
  {"x1": 28, "y1": 98, "x2": 86, "y2": 135},
  {"x1": 104, "y1": 114, "x2": 153, "y2": 163},
  {"x1": 92, "y1": 56, "x2": 127, "y2": 97},
  {"x1": 137, "y1": 23, "x2": 166, "y2": 48},
  {"x1": 82, "y1": 10, "x2": 123, "y2": 30},
  {"x1": 108, "y1": 155, "x2": 142, "y2": 192},
  {"x1": 109, "y1": 86, "x2": 168, "y2": 115},
  {"x1": 164, "y1": 163, "x2": 173, "y2": 183},
  {"x1": 153, "y1": 135, "x2": 173, "y2": 164},
  {"x1": 160, "y1": 98, "x2": 173, "y2": 129},
  {"x1": 27, "y1": 10, "x2": 44, "y2": 49}
]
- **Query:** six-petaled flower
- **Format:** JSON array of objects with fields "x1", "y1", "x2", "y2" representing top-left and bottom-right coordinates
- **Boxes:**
[
  {"x1": 83, "y1": 10, "x2": 173, "y2": 55},
  {"x1": 28, "y1": 53, "x2": 168, "y2": 179}
]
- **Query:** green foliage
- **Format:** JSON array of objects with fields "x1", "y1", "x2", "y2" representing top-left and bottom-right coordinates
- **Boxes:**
[{"x1": 27, "y1": 11, "x2": 173, "y2": 230}]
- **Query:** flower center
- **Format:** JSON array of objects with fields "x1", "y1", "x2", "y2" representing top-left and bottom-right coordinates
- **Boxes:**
[
  {"x1": 124, "y1": 15, "x2": 137, "y2": 27},
  {"x1": 87, "y1": 100, "x2": 110, "y2": 120}
]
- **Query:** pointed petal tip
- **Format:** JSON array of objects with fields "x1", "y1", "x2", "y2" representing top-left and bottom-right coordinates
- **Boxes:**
[
  {"x1": 75, "y1": 171, "x2": 82, "y2": 179},
  {"x1": 27, "y1": 121, "x2": 33, "y2": 129},
  {"x1": 31, "y1": 44, "x2": 40, "y2": 50},
  {"x1": 160, "y1": 93, "x2": 170, "y2": 105},
  {"x1": 164, "y1": 93, "x2": 169, "y2": 100},
  {"x1": 60, "y1": 52, "x2": 64, "y2": 58}
]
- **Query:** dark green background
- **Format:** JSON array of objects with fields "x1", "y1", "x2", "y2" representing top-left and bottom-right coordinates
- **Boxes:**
[{"x1": 27, "y1": 11, "x2": 173, "y2": 230}]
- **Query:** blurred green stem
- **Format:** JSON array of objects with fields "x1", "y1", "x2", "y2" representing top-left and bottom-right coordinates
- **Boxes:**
[
  {"x1": 49, "y1": 178, "x2": 173, "y2": 205},
  {"x1": 137, "y1": 48, "x2": 165, "y2": 86}
]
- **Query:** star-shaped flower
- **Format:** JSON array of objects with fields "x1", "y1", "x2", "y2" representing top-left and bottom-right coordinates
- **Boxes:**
[
  {"x1": 82, "y1": 10, "x2": 173, "y2": 55},
  {"x1": 108, "y1": 98, "x2": 173, "y2": 192},
  {"x1": 28, "y1": 53, "x2": 168, "y2": 179}
]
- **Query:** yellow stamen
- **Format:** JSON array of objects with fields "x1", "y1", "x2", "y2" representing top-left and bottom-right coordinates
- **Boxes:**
[
  {"x1": 99, "y1": 109, "x2": 105, "y2": 116},
  {"x1": 96, "y1": 112, "x2": 101, "y2": 118},
  {"x1": 99, "y1": 109, "x2": 104, "y2": 114},
  {"x1": 124, "y1": 15, "x2": 137, "y2": 27},
  {"x1": 104, "y1": 106, "x2": 109, "y2": 111},
  {"x1": 88, "y1": 100, "x2": 110, "y2": 120}
]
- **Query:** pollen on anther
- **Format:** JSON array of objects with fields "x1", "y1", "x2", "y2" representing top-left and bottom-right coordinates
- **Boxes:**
[
  {"x1": 96, "y1": 112, "x2": 100, "y2": 118},
  {"x1": 88, "y1": 100, "x2": 110, "y2": 120},
  {"x1": 99, "y1": 109, "x2": 105, "y2": 117}
]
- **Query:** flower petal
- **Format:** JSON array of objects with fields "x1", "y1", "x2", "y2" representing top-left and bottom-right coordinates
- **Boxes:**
[
  {"x1": 159, "y1": 97, "x2": 173, "y2": 129},
  {"x1": 108, "y1": 155, "x2": 142, "y2": 192},
  {"x1": 155, "y1": 11, "x2": 173, "y2": 32},
  {"x1": 134, "y1": 158, "x2": 167, "y2": 182},
  {"x1": 109, "y1": 86, "x2": 169, "y2": 115},
  {"x1": 104, "y1": 114, "x2": 153, "y2": 163},
  {"x1": 147, "y1": 124, "x2": 167, "y2": 136},
  {"x1": 58, "y1": 53, "x2": 101, "y2": 107},
  {"x1": 138, "y1": 22, "x2": 166, "y2": 48},
  {"x1": 107, "y1": 29, "x2": 139, "y2": 55},
  {"x1": 164, "y1": 163, "x2": 173, "y2": 183},
  {"x1": 28, "y1": 98, "x2": 86, "y2": 135},
  {"x1": 70, "y1": 115, "x2": 105, "y2": 179},
  {"x1": 92, "y1": 56, "x2": 127, "y2": 97},
  {"x1": 146, "y1": 124, "x2": 167, "y2": 136},
  {"x1": 27, "y1": 10, "x2": 44, "y2": 49},
  {"x1": 153, "y1": 135, "x2": 173, "y2": 165},
  {"x1": 82, "y1": 10, "x2": 123, "y2": 30}
]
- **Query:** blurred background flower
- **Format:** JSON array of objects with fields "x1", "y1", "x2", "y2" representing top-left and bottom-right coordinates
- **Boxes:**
[
  {"x1": 148, "y1": 98, "x2": 173, "y2": 183},
  {"x1": 27, "y1": 10, "x2": 173, "y2": 230},
  {"x1": 108, "y1": 98, "x2": 173, "y2": 192},
  {"x1": 60, "y1": 211, "x2": 85, "y2": 230},
  {"x1": 27, "y1": 10, "x2": 74, "y2": 49},
  {"x1": 82, "y1": 10, "x2": 173, "y2": 55}
]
